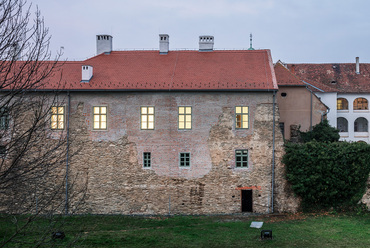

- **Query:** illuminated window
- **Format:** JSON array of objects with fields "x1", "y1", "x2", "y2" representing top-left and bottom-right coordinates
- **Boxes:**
[
  {"x1": 93, "y1": 106, "x2": 107, "y2": 130},
  {"x1": 179, "y1": 153, "x2": 190, "y2": 167},
  {"x1": 178, "y1": 106, "x2": 192, "y2": 129},
  {"x1": 236, "y1": 106, "x2": 249, "y2": 129},
  {"x1": 51, "y1": 106, "x2": 65, "y2": 130},
  {"x1": 336, "y1": 98, "x2": 348, "y2": 110},
  {"x1": 235, "y1": 150, "x2": 248, "y2": 168},
  {"x1": 141, "y1": 106, "x2": 154, "y2": 129},
  {"x1": 143, "y1": 152, "x2": 151, "y2": 168},
  {"x1": 0, "y1": 107, "x2": 9, "y2": 130},
  {"x1": 353, "y1": 98, "x2": 368, "y2": 110}
]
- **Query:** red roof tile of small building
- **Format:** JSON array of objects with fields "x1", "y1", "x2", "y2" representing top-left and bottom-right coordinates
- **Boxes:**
[
  {"x1": 39, "y1": 49, "x2": 277, "y2": 91},
  {"x1": 274, "y1": 62, "x2": 305, "y2": 86},
  {"x1": 287, "y1": 63, "x2": 370, "y2": 93}
]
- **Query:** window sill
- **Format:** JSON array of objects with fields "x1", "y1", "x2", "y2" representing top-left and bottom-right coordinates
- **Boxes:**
[
  {"x1": 354, "y1": 132, "x2": 369, "y2": 138},
  {"x1": 339, "y1": 132, "x2": 349, "y2": 137},
  {"x1": 337, "y1": 110, "x2": 349, "y2": 113},
  {"x1": 353, "y1": 110, "x2": 369, "y2": 113}
]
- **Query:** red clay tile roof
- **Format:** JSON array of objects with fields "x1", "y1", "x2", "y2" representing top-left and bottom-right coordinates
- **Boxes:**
[
  {"x1": 39, "y1": 50, "x2": 277, "y2": 91},
  {"x1": 274, "y1": 62, "x2": 305, "y2": 86},
  {"x1": 287, "y1": 63, "x2": 370, "y2": 93}
]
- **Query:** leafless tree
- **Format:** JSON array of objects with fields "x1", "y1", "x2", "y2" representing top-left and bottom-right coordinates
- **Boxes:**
[{"x1": 0, "y1": 1, "x2": 83, "y2": 246}]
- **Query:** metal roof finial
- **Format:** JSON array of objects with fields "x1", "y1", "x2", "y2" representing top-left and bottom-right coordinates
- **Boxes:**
[{"x1": 248, "y1": 33, "x2": 255, "y2": 50}]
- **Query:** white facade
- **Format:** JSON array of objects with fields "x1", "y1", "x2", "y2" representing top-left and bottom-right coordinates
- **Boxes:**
[{"x1": 315, "y1": 92, "x2": 370, "y2": 143}]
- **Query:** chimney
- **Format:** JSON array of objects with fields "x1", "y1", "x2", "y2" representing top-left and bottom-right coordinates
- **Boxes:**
[
  {"x1": 356, "y1": 57, "x2": 360, "y2": 74},
  {"x1": 159, "y1": 34, "x2": 169, "y2": 54},
  {"x1": 81, "y1": 65, "x2": 93, "y2": 82},
  {"x1": 199, "y1": 35, "x2": 214, "y2": 51},
  {"x1": 96, "y1": 35, "x2": 113, "y2": 55}
]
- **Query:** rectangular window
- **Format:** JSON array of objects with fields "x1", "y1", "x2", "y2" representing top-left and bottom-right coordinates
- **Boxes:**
[
  {"x1": 141, "y1": 106, "x2": 154, "y2": 129},
  {"x1": 236, "y1": 106, "x2": 249, "y2": 129},
  {"x1": 143, "y1": 152, "x2": 151, "y2": 168},
  {"x1": 179, "y1": 152, "x2": 190, "y2": 167},
  {"x1": 178, "y1": 106, "x2": 192, "y2": 129},
  {"x1": 51, "y1": 106, "x2": 65, "y2": 130},
  {"x1": 93, "y1": 106, "x2": 107, "y2": 130},
  {"x1": 235, "y1": 150, "x2": 248, "y2": 168}
]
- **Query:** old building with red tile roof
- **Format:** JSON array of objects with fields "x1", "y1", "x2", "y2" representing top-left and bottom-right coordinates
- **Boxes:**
[{"x1": 0, "y1": 34, "x2": 298, "y2": 215}]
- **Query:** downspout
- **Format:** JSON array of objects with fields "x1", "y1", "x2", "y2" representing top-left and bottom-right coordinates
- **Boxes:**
[
  {"x1": 65, "y1": 91, "x2": 71, "y2": 215},
  {"x1": 271, "y1": 91, "x2": 276, "y2": 213}
]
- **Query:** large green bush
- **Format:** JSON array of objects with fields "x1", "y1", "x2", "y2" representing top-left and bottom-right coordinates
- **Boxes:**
[
  {"x1": 284, "y1": 141, "x2": 370, "y2": 209},
  {"x1": 300, "y1": 119, "x2": 340, "y2": 143}
]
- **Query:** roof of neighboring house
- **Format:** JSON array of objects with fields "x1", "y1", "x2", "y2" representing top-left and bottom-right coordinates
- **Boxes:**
[
  {"x1": 35, "y1": 49, "x2": 277, "y2": 91},
  {"x1": 286, "y1": 63, "x2": 370, "y2": 93},
  {"x1": 274, "y1": 61, "x2": 305, "y2": 86}
]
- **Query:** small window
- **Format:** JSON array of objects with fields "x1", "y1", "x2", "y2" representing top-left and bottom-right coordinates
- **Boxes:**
[
  {"x1": 179, "y1": 153, "x2": 190, "y2": 167},
  {"x1": 143, "y1": 152, "x2": 151, "y2": 168},
  {"x1": 141, "y1": 106, "x2": 154, "y2": 130},
  {"x1": 235, "y1": 150, "x2": 248, "y2": 168},
  {"x1": 178, "y1": 106, "x2": 192, "y2": 129},
  {"x1": 337, "y1": 98, "x2": 348, "y2": 110},
  {"x1": 353, "y1": 98, "x2": 368, "y2": 110},
  {"x1": 236, "y1": 106, "x2": 249, "y2": 129},
  {"x1": 279, "y1": 122, "x2": 285, "y2": 139},
  {"x1": 93, "y1": 106, "x2": 107, "y2": 130},
  {"x1": 281, "y1": 92, "x2": 287, "y2": 97},
  {"x1": 51, "y1": 106, "x2": 65, "y2": 130},
  {"x1": 0, "y1": 107, "x2": 9, "y2": 130}
]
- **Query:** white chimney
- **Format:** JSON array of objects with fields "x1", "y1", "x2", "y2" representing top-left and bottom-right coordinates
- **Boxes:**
[
  {"x1": 159, "y1": 34, "x2": 169, "y2": 54},
  {"x1": 356, "y1": 57, "x2": 360, "y2": 74},
  {"x1": 81, "y1": 65, "x2": 93, "y2": 82},
  {"x1": 96, "y1": 35, "x2": 113, "y2": 55},
  {"x1": 199, "y1": 35, "x2": 214, "y2": 51}
]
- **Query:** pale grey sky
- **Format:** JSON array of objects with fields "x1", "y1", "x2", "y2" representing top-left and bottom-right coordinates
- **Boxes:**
[{"x1": 32, "y1": 0, "x2": 370, "y2": 63}]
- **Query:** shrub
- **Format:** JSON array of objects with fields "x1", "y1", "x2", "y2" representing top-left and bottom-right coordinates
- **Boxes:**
[
  {"x1": 300, "y1": 120, "x2": 340, "y2": 143},
  {"x1": 284, "y1": 141, "x2": 370, "y2": 210}
]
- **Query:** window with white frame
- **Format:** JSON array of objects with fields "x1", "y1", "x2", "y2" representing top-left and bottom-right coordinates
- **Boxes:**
[
  {"x1": 178, "y1": 106, "x2": 192, "y2": 129},
  {"x1": 51, "y1": 106, "x2": 65, "y2": 130},
  {"x1": 141, "y1": 106, "x2": 154, "y2": 129},
  {"x1": 93, "y1": 106, "x2": 107, "y2": 130}
]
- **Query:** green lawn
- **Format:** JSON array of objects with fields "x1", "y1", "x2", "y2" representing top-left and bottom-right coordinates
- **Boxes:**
[{"x1": 1, "y1": 213, "x2": 369, "y2": 247}]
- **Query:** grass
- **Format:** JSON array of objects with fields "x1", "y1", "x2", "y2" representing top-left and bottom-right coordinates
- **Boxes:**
[{"x1": 1, "y1": 212, "x2": 369, "y2": 247}]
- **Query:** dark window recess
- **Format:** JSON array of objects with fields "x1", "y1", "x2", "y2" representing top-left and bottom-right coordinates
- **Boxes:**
[
  {"x1": 281, "y1": 92, "x2": 287, "y2": 97},
  {"x1": 180, "y1": 153, "x2": 190, "y2": 167},
  {"x1": 143, "y1": 152, "x2": 151, "y2": 167},
  {"x1": 0, "y1": 107, "x2": 9, "y2": 129},
  {"x1": 279, "y1": 122, "x2": 285, "y2": 139},
  {"x1": 241, "y1": 190, "x2": 253, "y2": 212}
]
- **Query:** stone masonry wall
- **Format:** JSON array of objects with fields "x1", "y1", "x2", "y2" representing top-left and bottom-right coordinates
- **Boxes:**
[{"x1": 65, "y1": 91, "x2": 298, "y2": 214}]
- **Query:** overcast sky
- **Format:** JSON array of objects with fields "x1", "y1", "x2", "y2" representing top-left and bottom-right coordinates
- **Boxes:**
[{"x1": 31, "y1": 0, "x2": 370, "y2": 63}]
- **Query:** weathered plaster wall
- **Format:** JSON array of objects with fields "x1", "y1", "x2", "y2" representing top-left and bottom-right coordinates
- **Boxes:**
[{"x1": 66, "y1": 91, "x2": 297, "y2": 214}]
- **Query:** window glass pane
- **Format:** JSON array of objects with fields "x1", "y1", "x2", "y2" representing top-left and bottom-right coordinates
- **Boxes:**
[
  {"x1": 100, "y1": 107, "x2": 107, "y2": 114},
  {"x1": 58, "y1": 122, "x2": 64, "y2": 129},
  {"x1": 179, "y1": 107, "x2": 184, "y2": 114},
  {"x1": 186, "y1": 107, "x2": 191, "y2": 114},
  {"x1": 94, "y1": 107, "x2": 100, "y2": 114},
  {"x1": 58, "y1": 107, "x2": 64, "y2": 114},
  {"x1": 51, "y1": 122, "x2": 57, "y2": 129},
  {"x1": 51, "y1": 115, "x2": 57, "y2": 121},
  {"x1": 94, "y1": 115, "x2": 100, "y2": 122},
  {"x1": 179, "y1": 115, "x2": 184, "y2": 122},
  {"x1": 186, "y1": 122, "x2": 191, "y2": 129},
  {"x1": 243, "y1": 122, "x2": 248, "y2": 128},
  {"x1": 51, "y1": 107, "x2": 57, "y2": 114},
  {"x1": 242, "y1": 107, "x2": 248, "y2": 113},
  {"x1": 58, "y1": 115, "x2": 64, "y2": 122},
  {"x1": 148, "y1": 107, "x2": 154, "y2": 114},
  {"x1": 141, "y1": 115, "x2": 147, "y2": 122},
  {"x1": 186, "y1": 115, "x2": 191, "y2": 122},
  {"x1": 141, "y1": 107, "x2": 147, "y2": 114},
  {"x1": 236, "y1": 107, "x2": 241, "y2": 114},
  {"x1": 101, "y1": 115, "x2": 106, "y2": 122},
  {"x1": 141, "y1": 122, "x2": 147, "y2": 129},
  {"x1": 101, "y1": 122, "x2": 106, "y2": 129},
  {"x1": 179, "y1": 122, "x2": 185, "y2": 129},
  {"x1": 94, "y1": 122, "x2": 100, "y2": 129},
  {"x1": 148, "y1": 122, "x2": 154, "y2": 129},
  {"x1": 148, "y1": 115, "x2": 154, "y2": 122}
]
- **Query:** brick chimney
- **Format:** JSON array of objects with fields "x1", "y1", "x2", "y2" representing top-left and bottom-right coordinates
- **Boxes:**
[
  {"x1": 81, "y1": 65, "x2": 93, "y2": 82},
  {"x1": 96, "y1": 35, "x2": 113, "y2": 55},
  {"x1": 159, "y1": 34, "x2": 169, "y2": 54},
  {"x1": 199, "y1": 35, "x2": 214, "y2": 51}
]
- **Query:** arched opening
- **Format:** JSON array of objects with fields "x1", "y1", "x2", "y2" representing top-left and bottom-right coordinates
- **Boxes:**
[
  {"x1": 353, "y1": 98, "x2": 368, "y2": 110},
  {"x1": 336, "y1": 98, "x2": 348, "y2": 110},
  {"x1": 354, "y1": 117, "x2": 368, "y2": 132},
  {"x1": 337, "y1": 117, "x2": 348, "y2": 132}
]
